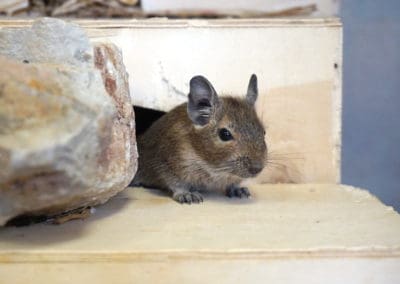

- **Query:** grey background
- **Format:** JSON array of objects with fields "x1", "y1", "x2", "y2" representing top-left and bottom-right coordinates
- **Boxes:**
[{"x1": 341, "y1": 1, "x2": 400, "y2": 211}]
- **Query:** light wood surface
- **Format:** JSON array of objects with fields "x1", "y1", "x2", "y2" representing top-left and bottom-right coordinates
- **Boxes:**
[
  {"x1": 1, "y1": 185, "x2": 399, "y2": 257},
  {"x1": 0, "y1": 184, "x2": 399, "y2": 283}
]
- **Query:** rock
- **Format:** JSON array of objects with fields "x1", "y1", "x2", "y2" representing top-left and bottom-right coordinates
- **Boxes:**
[
  {"x1": 0, "y1": 18, "x2": 137, "y2": 226},
  {"x1": 118, "y1": 0, "x2": 139, "y2": 6}
]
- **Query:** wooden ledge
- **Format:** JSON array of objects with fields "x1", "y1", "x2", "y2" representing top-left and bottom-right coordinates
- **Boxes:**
[
  {"x1": 1, "y1": 184, "x2": 399, "y2": 260},
  {"x1": 1, "y1": 184, "x2": 399, "y2": 283},
  {"x1": 0, "y1": 18, "x2": 342, "y2": 29}
]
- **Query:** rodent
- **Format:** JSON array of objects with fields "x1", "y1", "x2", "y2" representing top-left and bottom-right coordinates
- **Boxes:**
[{"x1": 132, "y1": 74, "x2": 267, "y2": 204}]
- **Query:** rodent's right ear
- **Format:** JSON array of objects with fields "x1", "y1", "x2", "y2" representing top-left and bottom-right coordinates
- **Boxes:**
[
  {"x1": 246, "y1": 74, "x2": 258, "y2": 106},
  {"x1": 187, "y1": 76, "x2": 219, "y2": 126}
]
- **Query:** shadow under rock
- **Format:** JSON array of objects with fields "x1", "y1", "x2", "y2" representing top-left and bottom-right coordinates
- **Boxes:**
[{"x1": 0, "y1": 191, "x2": 132, "y2": 246}]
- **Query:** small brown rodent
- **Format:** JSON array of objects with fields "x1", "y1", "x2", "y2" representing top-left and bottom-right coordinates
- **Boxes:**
[{"x1": 132, "y1": 74, "x2": 267, "y2": 204}]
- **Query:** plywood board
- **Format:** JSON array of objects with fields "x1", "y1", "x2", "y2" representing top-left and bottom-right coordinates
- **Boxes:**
[
  {"x1": 0, "y1": 184, "x2": 400, "y2": 283},
  {"x1": 1, "y1": 184, "x2": 399, "y2": 255},
  {"x1": 0, "y1": 19, "x2": 342, "y2": 183}
]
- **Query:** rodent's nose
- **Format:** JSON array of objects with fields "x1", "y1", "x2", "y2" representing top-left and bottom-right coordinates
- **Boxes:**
[{"x1": 248, "y1": 162, "x2": 263, "y2": 176}]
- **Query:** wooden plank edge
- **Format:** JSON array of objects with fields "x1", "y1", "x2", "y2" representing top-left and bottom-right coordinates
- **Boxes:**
[
  {"x1": 0, "y1": 18, "x2": 342, "y2": 29},
  {"x1": 331, "y1": 25, "x2": 343, "y2": 183},
  {"x1": 2, "y1": 248, "x2": 400, "y2": 263}
]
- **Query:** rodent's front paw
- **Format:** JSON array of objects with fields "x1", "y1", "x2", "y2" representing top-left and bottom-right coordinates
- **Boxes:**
[
  {"x1": 226, "y1": 186, "x2": 251, "y2": 198},
  {"x1": 173, "y1": 192, "x2": 204, "y2": 204}
]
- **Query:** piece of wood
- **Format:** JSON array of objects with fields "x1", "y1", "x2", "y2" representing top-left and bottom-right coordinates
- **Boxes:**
[
  {"x1": 0, "y1": 0, "x2": 28, "y2": 16},
  {"x1": 0, "y1": 184, "x2": 399, "y2": 283},
  {"x1": 0, "y1": 18, "x2": 342, "y2": 184},
  {"x1": 141, "y1": 0, "x2": 339, "y2": 17}
]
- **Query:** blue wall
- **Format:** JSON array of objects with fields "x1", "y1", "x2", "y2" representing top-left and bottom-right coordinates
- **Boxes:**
[{"x1": 341, "y1": 1, "x2": 400, "y2": 210}]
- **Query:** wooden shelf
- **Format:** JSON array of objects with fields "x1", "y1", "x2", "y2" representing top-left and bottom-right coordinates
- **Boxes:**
[{"x1": 1, "y1": 184, "x2": 399, "y2": 283}]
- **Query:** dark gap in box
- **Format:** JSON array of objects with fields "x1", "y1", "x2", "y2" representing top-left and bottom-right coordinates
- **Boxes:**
[{"x1": 134, "y1": 106, "x2": 166, "y2": 136}]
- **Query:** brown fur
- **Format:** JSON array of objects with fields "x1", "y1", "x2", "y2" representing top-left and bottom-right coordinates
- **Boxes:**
[{"x1": 133, "y1": 75, "x2": 267, "y2": 203}]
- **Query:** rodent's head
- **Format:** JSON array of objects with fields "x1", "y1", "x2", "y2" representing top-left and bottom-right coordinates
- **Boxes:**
[{"x1": 187, "y1": 74, "x2": 267, "y2": 179}]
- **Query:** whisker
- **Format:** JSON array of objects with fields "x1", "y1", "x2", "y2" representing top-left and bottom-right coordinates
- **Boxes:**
[
  {"x1": 268, "y1": 157, "x2": 305, "y2": 161},
  {"x1": 266, "y1": 161, "x2": 287, "y2": 168},
  {"x1": 268, "y1": 150, "x2": 306, "y2": 155},
  {"x1": 265, "y1": 164, "x2": 285, "y2": 170},
  {"x1": 265, "y1": 159, "x2": 302, "y2": 176}
]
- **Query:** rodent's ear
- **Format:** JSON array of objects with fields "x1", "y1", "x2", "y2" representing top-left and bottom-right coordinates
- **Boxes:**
[
  {"x1": 187, "y1": 75, "x2": 219, "y2": 126},
  {"x1": 246, "y1": 74, "x2": 258, "y2": 106}
]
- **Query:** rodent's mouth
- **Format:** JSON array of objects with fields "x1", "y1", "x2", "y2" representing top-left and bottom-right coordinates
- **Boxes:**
[
  {"x1": 224, "y1": 159, "x2": 264, "y2": 179},
  {"x1": 244, "y1": 164, "x2": 264, "y2": 178},
  {"x1": 234, "y1": 170, "x2": 263, "y2": 179},
  {"x1": 225, "y1": 170, "x2": 250, "y2": 179}
]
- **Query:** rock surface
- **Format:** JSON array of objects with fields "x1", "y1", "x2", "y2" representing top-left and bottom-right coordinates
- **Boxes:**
[{"x1": 0, "y1": 18, "x2": 137, "y2": 226}]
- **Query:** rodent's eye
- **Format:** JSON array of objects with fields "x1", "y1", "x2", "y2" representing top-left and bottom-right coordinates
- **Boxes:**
[{"x1": 218, "y1": 128, "x2": 234, "y2": 141}]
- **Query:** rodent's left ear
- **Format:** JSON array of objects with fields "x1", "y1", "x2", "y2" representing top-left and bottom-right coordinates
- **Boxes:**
[
  {"x1": 246, "y1": 74, "x2": 258, "y2": 106},
  {"x1": 187, "y1": 75, "x2": 219, "y2": 126}
]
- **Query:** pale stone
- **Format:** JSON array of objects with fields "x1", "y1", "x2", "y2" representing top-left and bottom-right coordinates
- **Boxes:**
[{"x1": 0, "y1": 18, "x2": 137, "y2": 226}]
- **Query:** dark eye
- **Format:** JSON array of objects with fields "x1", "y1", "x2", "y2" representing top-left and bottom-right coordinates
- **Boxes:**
[{"x1": 218, "y1": 128, "x2": 233, "y2": 141}]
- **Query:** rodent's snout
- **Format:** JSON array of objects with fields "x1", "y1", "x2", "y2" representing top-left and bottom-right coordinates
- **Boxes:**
[
  {"x1": 248, "y1": 161, "x2": 264, "y2": 176},
  {"x1": 235, "y1": 157, "x2": 265, "y2": 178}
]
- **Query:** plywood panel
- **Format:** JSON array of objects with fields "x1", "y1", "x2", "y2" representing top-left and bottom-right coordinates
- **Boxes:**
[{"x1": 254, "y1": 81, "x2": 338, "y2": 183}]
